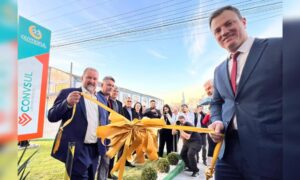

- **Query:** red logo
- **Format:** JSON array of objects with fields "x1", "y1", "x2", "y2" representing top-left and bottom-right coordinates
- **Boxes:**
[{"x1": 18, "y1": 113, "x2": 32, "y2": 126}]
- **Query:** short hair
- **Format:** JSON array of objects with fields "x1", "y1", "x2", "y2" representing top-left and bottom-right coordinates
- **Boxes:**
[
  {"x1": 209, "y1": 5, "x2": 243, "y2": 27},
  {"x1": 113, "y1": 86, "x2": 119, "y2": 90},
  {"x1": 82, "y1": 67, "x2": 98, "y2": 76},
  {"x1": 181, "y1": 104, "x2": 188, "y2": 108},
  {"x1": 204, "y1": 79, "x2": 213, "y2": 87},
  {"x1": 150, "y1": 99, "x2": 156, "y2": 103},
  {"x1": 178, "y1": 115, "x2": 185, "y2": 119},
  {"x1": 102, "y1": 76, "x2": 115, "y2": 82},
  {"x1": 197, "y1": 105, "x2": 203, "y2": 108}
]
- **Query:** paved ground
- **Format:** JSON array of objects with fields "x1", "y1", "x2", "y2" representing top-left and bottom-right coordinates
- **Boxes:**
[
  {"x1": 173, "y1": 139, "x2": 215, "y2": 180},
  {"x1": 42, "y1": 121, "x2": 216, "y2": 179},
  {"x1": 173, "y1": 162, "x2": 215, "y2": 180}
]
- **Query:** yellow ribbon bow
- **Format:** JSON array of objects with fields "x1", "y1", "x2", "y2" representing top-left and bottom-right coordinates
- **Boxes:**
[{"x1": 80, "y1": 93, "x2": 223, "y2": 180}]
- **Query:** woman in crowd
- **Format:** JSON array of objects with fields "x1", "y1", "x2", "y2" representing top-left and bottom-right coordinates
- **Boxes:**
[
  {"x1": 133, "y1": 102, "x2": 143, "y2": 119},
  {"x1": 158, "y1": 104, "x2": 174, "y2": 157}
]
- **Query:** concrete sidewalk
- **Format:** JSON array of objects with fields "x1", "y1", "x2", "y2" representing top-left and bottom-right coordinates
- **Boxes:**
[
  {"x1": 173, "y1": 161, "x2": 215, "y2": 180},
  {"x1": 172, "y1": 139, "x2": 215, "y2": 180}
]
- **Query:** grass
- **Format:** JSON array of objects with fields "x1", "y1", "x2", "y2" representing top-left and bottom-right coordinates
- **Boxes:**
[
  {"x1": 123, "y1": 161, "x2": 157, "y2": 180},
  {"x1": 17, "y1": 139, "x2": 157, "y2": 180},
  {"x1": 17, "y1": 139, "x2": 64, "y2": 180}
]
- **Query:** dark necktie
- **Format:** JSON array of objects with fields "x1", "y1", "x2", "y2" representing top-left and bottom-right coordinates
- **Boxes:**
[{"x1": 230, "y1": 52, "x2": 240, "y2": 94}]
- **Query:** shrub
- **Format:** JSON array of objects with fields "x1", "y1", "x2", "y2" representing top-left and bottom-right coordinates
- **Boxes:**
[
  {"x1": 167, "y1": 152, "x2": 180, "y2": 165},
  {"x1": 156, "y1": 158, "x2": 170, "y2": 173},
  {"x1": 141, "y1": 166, "x2": 157, "y2": 180}
]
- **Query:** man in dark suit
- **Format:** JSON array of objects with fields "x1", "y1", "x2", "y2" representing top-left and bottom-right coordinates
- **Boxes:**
[
  {"x1": 97, "y1": 76, "x2": 116, "y2": 180},
  {"x1": 119, "y1": 96, "x2": 137, "y2": 167},
  {"x1": 283, "y1": 19, "x2": 300, "y2": 180},
  {"x1": 208, "y1": 6, "x2": 282, "y2": 180},
  {"x1": 109, "y1": 86, "x2": 123, "y2": 115},
  {"x1": 48, "y1": 67, "x2": 108, "y2": 180},
  {"x1": 106, "y1": 84, "x2": 123, "y2": 180},
  {"x1": 194, "y1": 105, "x2": 207, "y2": 165},
  {"x1": 122, "y1": 97, "x2": 138, "y2": 121}
]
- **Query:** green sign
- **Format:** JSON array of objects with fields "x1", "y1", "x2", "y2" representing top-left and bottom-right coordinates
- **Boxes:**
[{"x1": 18, "y1": 16, "x2": 51, "y2": 59}]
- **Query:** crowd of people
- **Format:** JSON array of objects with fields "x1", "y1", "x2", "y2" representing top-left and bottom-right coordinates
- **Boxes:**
[
  {"x1": 48, "y1": 66, "x2": 215, "y2": 179},
  {"x1": 106, "y1": 79, "x2": 217, "y2": 178},
  {"x1": 48, "y1": 5, "x2": 283, "y2": 180}
]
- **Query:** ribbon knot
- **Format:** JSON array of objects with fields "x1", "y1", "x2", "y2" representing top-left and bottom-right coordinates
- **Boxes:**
[{"x1": 53, "y1": 92, "x2": 223, "y2": 180}]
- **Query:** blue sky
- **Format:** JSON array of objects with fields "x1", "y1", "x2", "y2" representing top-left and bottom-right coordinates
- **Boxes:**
[{"x1": 18, "y1": 0, "x2": 291, "y2": 104}]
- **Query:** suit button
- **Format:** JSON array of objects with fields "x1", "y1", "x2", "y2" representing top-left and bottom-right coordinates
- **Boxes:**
[{"x1": 235, "y1": 102, "x2": 239, "y2": 105}]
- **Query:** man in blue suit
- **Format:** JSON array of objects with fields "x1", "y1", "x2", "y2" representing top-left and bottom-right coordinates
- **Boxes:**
[
  {"x1": 208, "y1": 6, "x2": 282, "y2": 180},
  {"x1": 48, "y1": 67, "x2": 109, "y2": 180}
]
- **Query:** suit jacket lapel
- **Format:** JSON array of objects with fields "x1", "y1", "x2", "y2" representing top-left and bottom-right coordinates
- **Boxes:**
[
  {"x1": 79, "y1": 87, "x2": 87, "y2": 120},
  {"x1": 236, "y1": 39, "x2": 268, "y2": 97},
  {"x1": 117, "y1": 101, "x2": 122, "y2": 114},
  {"x1": 220, "y1": 60, "x2": 235, "y2": 98},
  {"x1": 97, "y1": 98, "x2": 103, "y2": 125},
  {"x1": 96, "y1": 93, "x2": 106, "y2": 125}
]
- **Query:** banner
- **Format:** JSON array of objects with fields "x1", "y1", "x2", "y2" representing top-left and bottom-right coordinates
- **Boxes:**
[
  {"x1": 0, "y1": 0, "x2": 17, "y2": 143},
  {"x1": 17, "y1": 16, "x2": 51, "y2": 140}
]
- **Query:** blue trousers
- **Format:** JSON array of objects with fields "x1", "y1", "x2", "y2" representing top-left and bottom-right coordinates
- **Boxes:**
[
  {"x1": 70, "y1": 143, "x2": 99, "y2": 180},
  {"x1": 215, "y1": 130, "x2": 280, "y2": 180}
]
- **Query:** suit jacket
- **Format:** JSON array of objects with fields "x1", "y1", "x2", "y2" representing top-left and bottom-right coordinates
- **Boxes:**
[
  {"x1": 194, "y1": 112, "x2": 206, "y2": 128},
  {"x1": 48, "y1": 87, "x2": 108, "y2": 164},
  {"x1": 210, "y1": 38, "x2": 282, "y2": 178},
  {"x1": 108, "y1": 99, "x2": 124, "y2": 115},
  {"x1": 122, "y1": 106, "x2": 138, "y2": 121}
]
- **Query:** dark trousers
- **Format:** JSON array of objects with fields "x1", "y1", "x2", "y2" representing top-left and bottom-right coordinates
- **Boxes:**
[
  {"x1": 215, "y1": 130, "x2": 280, "y2": 180},
  {"x1": 207, "y1": 134, "x2": 216, "y2": 157},
  {"x1": 18, "y1": 140, "x2": 30, "y2": 147},
  {"x1": 172, "y1": 134, "x2": 179, "y2": 152},
  {"x1": 196, "y1": 134, "x2": 207, "y2": 163},
  {"x1": 180, "y1": 140, "x2": 202, "y2": 172},
  {"x1": 97, "y1": 154, "x2": 109, "y2": 180},
  {"x1": 158, "y1": 129, "x2": 173, "y2": 157},
  {"x1": 108, "y1": 156, "x2": 114, "y2": 176},
  {"x1": 117, "y1": 145, "x2": 132, "y2": 166},
  {"x1": 71, "y1": 143, "x2": 99, "y2": 180}
]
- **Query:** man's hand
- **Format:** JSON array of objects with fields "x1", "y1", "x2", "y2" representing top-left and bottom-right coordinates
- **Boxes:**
[
  {"x1": 66, "y1": 91, "x2": 81, "y2": 107},
  {"x1": 179, "y1": 130, "x2": 191, "y2": 140},
  {"x1": 172, "y1": 129, "x2": 177, "y2": 135},
  {"x1": 208, "y1": 121, "x2": 224, "y2": 143}
]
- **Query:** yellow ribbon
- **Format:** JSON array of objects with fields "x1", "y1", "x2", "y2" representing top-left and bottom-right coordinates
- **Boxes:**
[
  {"x1": 80, "y1": 93, "x2": 223, "y2": 180},
  {"x1": 53, "y1": 103, "x2": 77, "y2": 154}
]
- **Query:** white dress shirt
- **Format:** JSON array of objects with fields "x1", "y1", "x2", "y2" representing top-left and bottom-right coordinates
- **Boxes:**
[
  {"x1": 82, "y1": 87, "x2": 99, "y2": 143},
  {"x1": 171, "y1": 113, "x2": 178, "y2": 125},
  {"x1": 228, "y1": 37, "x2": 255, "y2": 129},
  {"x1": 195, "y1": 113, "x2": 202, "y2": 128}
]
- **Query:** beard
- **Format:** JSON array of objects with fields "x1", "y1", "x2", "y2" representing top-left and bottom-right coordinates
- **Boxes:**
[{"x1": 86, "y1": 84, "x2": 95, "y2": 93}]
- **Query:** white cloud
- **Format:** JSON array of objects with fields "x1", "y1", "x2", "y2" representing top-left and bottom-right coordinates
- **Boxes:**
[
  {"x1": 183, "y1": 2, "x2": 211, "y2": 78},
  {"x1": 147, "y1": 49, "x2": 168, "y2": 60},
  {"x1": 184, "y1": 2, "x2": 208, "y2": 65},
  {"x1": 284, "y1": 0, "x2": 300, "y2": 18},
  {"x1": 257, "y1": 18, "x2": 282, "y2": 38}
]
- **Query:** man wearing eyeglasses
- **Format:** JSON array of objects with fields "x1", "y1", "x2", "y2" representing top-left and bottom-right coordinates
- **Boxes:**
[{"x1": 122, "y1": 97, "x2": 138, "y2": 121}]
